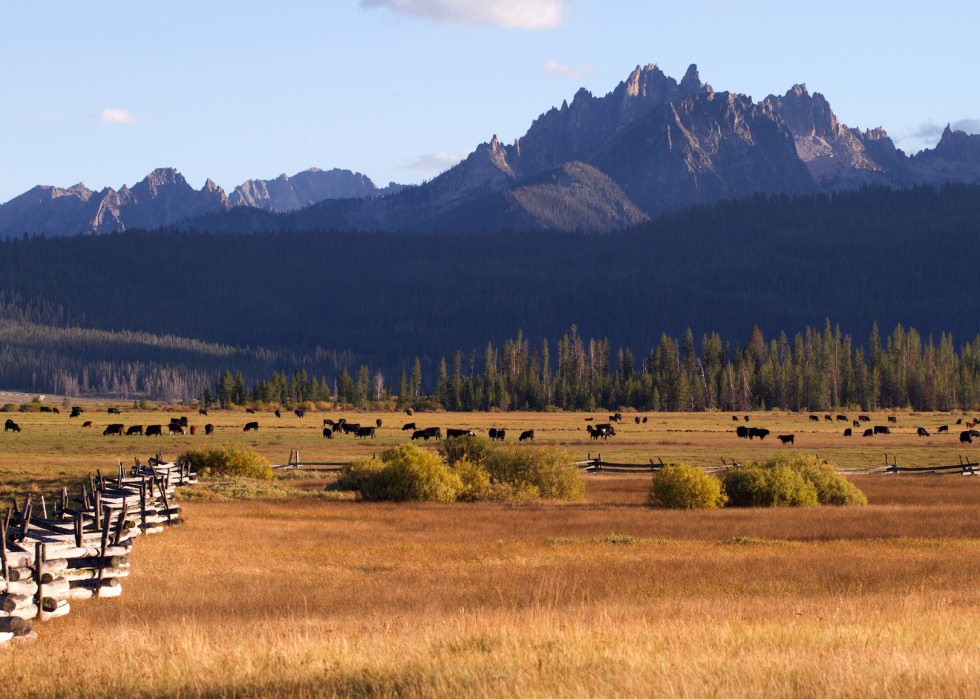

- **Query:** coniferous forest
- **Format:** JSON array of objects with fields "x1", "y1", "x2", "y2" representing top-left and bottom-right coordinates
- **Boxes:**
[{"x1": 2, "y1": 183, "x2": 980, "y2": 411}]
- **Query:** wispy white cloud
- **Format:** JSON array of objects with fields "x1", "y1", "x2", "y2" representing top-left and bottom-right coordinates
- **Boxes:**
[
  {"x1": 359, "y1": 0, "x2": 570, "y2": 30},
  {"x1": 542, "y1": 58, "x2": 594, "y2": 79},
  {"x1": 400, "y1": 149, "x2": 473, "y2": 174},
  {"x1": 91, "y1": 108, "x2": 144, "y2": 124},
  {"x1": 901, "y1": 117, "x2": 980, "y2": 150},
  {"x1": 952, "y1": 117, "x2": 980, "y2": 134}
]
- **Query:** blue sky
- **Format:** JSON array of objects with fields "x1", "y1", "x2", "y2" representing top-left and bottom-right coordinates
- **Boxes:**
[{"x1": 2, "y1": 0, "x2": 978, "y2": 203}]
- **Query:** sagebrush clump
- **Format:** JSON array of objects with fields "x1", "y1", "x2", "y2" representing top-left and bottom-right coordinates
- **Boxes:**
[
  {"x1": 178, "y1": 444, "x2": 272, "y2": 480},
  {"x1": 722, "y1": 453, "x2": 866, "y2": 507},
  {"x1": 648, "y1": 464, "x2": 727, "y2": 509}
]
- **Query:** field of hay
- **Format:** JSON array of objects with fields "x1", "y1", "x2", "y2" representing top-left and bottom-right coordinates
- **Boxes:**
[{"x1": 3, "y1": 407, "x2": 980, "y2": 696}]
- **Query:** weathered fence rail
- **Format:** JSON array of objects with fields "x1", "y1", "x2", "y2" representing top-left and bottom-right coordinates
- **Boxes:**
[{"x1": 1, "y1": 454, "x2": 195, "y2": 645}]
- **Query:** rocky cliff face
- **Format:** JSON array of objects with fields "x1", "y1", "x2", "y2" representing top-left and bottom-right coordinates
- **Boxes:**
[
  {"x1": 909, "y1": 126, "x2": 980, "y2": 184},
  {"x1": 0, "y1": 168, "x2": 232, "y2": 237},
  {"x1": 230, "y1": 168, "x2": 385, "y2": 212},
  {"x1": 589, "y1": 91, "x2": 816, "y2": 214}
]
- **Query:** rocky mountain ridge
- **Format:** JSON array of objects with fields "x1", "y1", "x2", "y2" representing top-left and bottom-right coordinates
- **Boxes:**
[{"x1": 3, "y1": 63, "x2": 979, "y2": 237}]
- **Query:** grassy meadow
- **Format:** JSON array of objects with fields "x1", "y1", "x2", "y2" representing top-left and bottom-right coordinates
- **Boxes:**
[{"x1": 3, "y1": 405, "x2": 980, "y2": 696}]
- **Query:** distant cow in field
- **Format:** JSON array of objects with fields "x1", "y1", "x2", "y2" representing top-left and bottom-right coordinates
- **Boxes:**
[
  {"x1": 609, "y1": 415, "x2": 619, "y2": 423},
  {"x1": 402, "y1": 422, "x2": 416, "y2": 431},
  {"x1": 199, "y1": 409, "x2": 208, "y2": 416},
  {"x1": 584, "y1": 417, "x2": 593, "y2": 421},
  {"x1": 961, "y1": 431, "x2": 973, "y2": 444},
  {"x1": 489, "y1": 428, "x2": 500, "y2": 441},
  {"x1": 52, "y1": 408, "x2": 59, "y2": 414},
  {"x1": 243, "y1": 422, "x2": 258, "y2": 432},
  {"x1": 747, "y1": 427, "x2": 770, "y2": 441},
  {"x1": 342, "y1": 423, "x2": 360, "y2": 435},
  {"x1": 170, "y1": 418, "x2": 182, "y2": 426},
  {"x1": 5, "y1": 419, "x2": 21, "y2": 432},
  {"x1": 824, "y1": 415, "x2": 832, "y2": 422},
  {"x1": 956, "y1": 419, "x2": 963, "y2": 425},
  {"x1": 836, "y1": 415, "x2": 848, "y2": 422},
  {"x1": 126, "y1": 425, "x2": 143, "y2": 436},
  {"x1": 323, "y1": 427, "x2": 333, "y2": 439},
  {"x1": 493, "y1": 428, "x2": 506, "y2": 441},
  {"x1": 844, "y1": 428, "x2": 852, "y2": 436},
  {"x1": 294, "y1": 409, "x2": 305, "y2": 418},
  {"x1": 324, "y1": 419, "x2": 335, "y2": 427},
  {"x1": 411, "y1": 429, "x2": 427, "y2": 441},
  {"x1": 246, "y1": 408, "x2": 255, "y2": 414},
  {"x1": 777, "y1": 434, "x2": 794, "y2": 445},
  {"x1": 82, "y1": 421, "x2": 93, "y2": 428},
  {"x1": 145, "y1": 425, "x2": 162, "y2": 436},
  {"x1": 733, "y1": 416, "x2": 739, "y2": 422},
  {"x1": 519, "y1": 430, "x2": 535, "y2": 442},
  {"x1": 642, "y1": 417, "x2": 648, "y2": 424},
  {"x1": 40, "y1": 406, "x2": 51, "y2": 413},
  {"x1": 917, "y1": 427, "x2": 929, "y2": 437},
  {"x1": 406, "y1": 409, "x2": 413, "y2": 416},
  {"x1": 103, "y1": 424, "x2": 124, "y2": 436},
  {"x1": 180, "y1": 416, "x2": 188, "y2": 427},
  {"x1": 275, "y1": 410, "x2": 281, "y2": 418},
  {"x1": 874, "y1": 426, "x2": 891, "y2": 435},
  {"x1": 859, "y1": 415, "x2": 870, "y2": 422},
  {"x1": 107, "y1": 408, "x2": 120, "y2": 415},
  {"x1": 355, "y1": 426, "x2": 376, "y2": 439},
  {"x1": 853, "y1": 420, "x2": 861, "y2": 428},
  {"x1": 744, "y1": 416, "x2": 750, "y2": 422},
  {"x1": 863, "y1": 428, "x2": 874, "y2": 437},
  {"x1": 446, "y1": 428, "x2": 475, "y2": 439},
  {"x1": 587, "y1": 425, "x2": 610, "y2": 441},
  {"x1": 809, "y1": 415, "x2": 819, "y2": 422},
  {"x1": 736, "y1": 426, "x2": 749, "y2": 439},
  {"x1": 168, "y1": 424, "x2": 185, "y2": 435},
  {"x1": 70, "y1": 407, "x2": 83, "y2": 418},
  {"x1": 190, "y1": 425, "x2": 197, "y2": 435},
  {"x1": 635, "y1": 417, "x2": 641, "y2": 424},
  {"x1": 376, "y1": 419, "x2": 382, "y2": 428},
  {"x1": 938, "y1": 425, "x2": 949, "y2": 434},
  {"x1": 425, "y1": 427, "x2": 442, "y2": 440},
  {"x1": 888, "y1": 416, "x2": 897, "y2": 423},
  {"x1": 205, "y1": 424, "x2": 214, "y2": 435}
]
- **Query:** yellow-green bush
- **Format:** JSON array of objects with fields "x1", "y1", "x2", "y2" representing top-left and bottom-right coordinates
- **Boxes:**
[
  {"x1": 334, "y1": 457, "x2": 385, "y2": 492},
  {"x1": 722, "y1": 453, "x2": 866, "y2": 507},
  {"x1": 648, "y1": 464, "x2": 727, "y2": 509},
  {"x1": 354, "y1": 444, "x2": 462, "y2": 503},
  {"x1": 483, "y1": 444, "x2": 584, "y2": 501},
  {"x1": 1, "y1": 403, "x2": 18, "y2": 412},
  {"x1": 178, "y1": 444, "x2": 272, "y2": 480}
]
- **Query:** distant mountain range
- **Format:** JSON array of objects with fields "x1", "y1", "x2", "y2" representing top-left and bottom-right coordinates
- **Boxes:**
[{"x1": 3, "y1": 63, "x2": 979, "y2": 237}]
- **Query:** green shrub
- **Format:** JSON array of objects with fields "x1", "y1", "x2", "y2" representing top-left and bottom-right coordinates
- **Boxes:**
[
  {"x1": 648, "y1": 464, "x2": 727, "y2": 509},
  {"x1": 767, "y1": 453, "x2": 868, "y2": 506},
  {"x1": 439, "y1": 436, "x2": 493, "y2": 468},
  {"x1": 334, "y1": 457, "x2": 385, "y2": 492},
  {"x1": 483, "y1": 445, "x2": 584, "y2": 501},
  {"x1": 1, "y1": 403, "x2": 18, "y2": 413},
  {"x1": 452, "y1": 455, "x2": 535, "y2": 502},
  {"x1": 721, "y1": 453, "x2": 866, "y2": 508},
  {"x1": 356, "y1": 444, "x2": 461, "y2": 503},
  {"x1": 178, "y1": 444, "x2": 272, "y2": 480}
]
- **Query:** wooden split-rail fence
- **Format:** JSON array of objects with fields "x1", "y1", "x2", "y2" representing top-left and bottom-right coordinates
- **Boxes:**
[
  {"x1": 577, "y1": 455, "x2": 744, "y2": 473},
  {"x1": 0, "y1": 454, "x2": 196, "y2": 645},
  {"x1": 867, "y1": 454, "x2": 980, "y2": 476}
]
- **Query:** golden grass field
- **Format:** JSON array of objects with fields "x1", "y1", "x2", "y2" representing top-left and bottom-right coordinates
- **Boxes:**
[{"x1": 3, "y1": 406, "x2": 980, "y2": 697}]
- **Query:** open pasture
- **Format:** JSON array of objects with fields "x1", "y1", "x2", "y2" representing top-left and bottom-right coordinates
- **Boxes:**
[{"x1": 1, "y1": 406, "x2": 976, "y2": 497}]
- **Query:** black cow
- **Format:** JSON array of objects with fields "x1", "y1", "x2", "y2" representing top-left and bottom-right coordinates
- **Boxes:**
[
  {"x1": 126, "y1": 425, "x2": 143, "y2": 436},
  {"x1": 642, "y1": 417, "x2": 648, "y2": 424},
  {"x1": 824, "y1": 415, "x2": 832, "y2": 422},
  {"x1": 425, "y1": 427, "x2": 442, "y2": 440},
  {"x1": 402, "y1": 422, "x2": 416, "y2": 431},
  {"x1": 736, "y1": 426, "x2": 749, "y2": 439},
  {"x1": 777, "y1": 434, "x2": 794, "y2": 445},
  {"x1": 888, "y1": 416, "x2": 898, "y2": 423},
  {"x1": 406, "y1": 409, "x2": 413, "y2": 416},
  {"x1": 853, "y1": 420, "x2": 861, "y2": 428},
  {"x1": 170, "y1": 417, "x2": 182, "y2": 425},
  {"x1": 168, "y1": 423, "x2": 185, "y2": 435},
  {"x1": 5, "y1": 420, "x2": 21, "y2": 433},
  {"x1": 956, "y1": 418, "x2": 963, "y2": 425},
  {"x1": 294, "y1": 409, "x2": 305, "y2": 418},
  {"x1": 107, "y1": 407, "x2": 120, "y2": 415},
  {"x1": 343, "y1": 423, "x2": 360, "y2": 434},
  {"x1": 411, "y1": 430, "x2": 427, "y2": 441},
  {"x1": 859, "y1": 415, "x2": 871, "y2": 422},
  {"x1": 275, "y1": 410, "x2": 281, "y2": 418},
  {"x1": 493, "y1": 428, "x2": 505, "y2": 441},
  {"x1": 180, "y1": 416, "x2": 188, "y2": 427},
  {"x1": 635, "y1": 417, "x2": 641, "y2": 424},
  {"x1": 960, "y1": 431, "x2": 973, "y2": 444},
  {"x1": 52, "y1": 408, "x2": 59, "y2": 414},
  {"x1": 70, "y1": 406, "x2": 83, "y2": 418},
  {"x1": 584, "y1": 417, "x2": 593, "y2": 421},
  {"x1": 376, "y1": 419, "x2": 382, "y2": 428},
  {"x1": 323, "y1": 428, "x2": 333, "y2": 439},
  {"x1": 809, "y1": 415, "x2": 819, "y2": 422},
  {"x1": 205, "y1": 424, "x2": 214, "y2": 435},
  {"x1": 40, "y1": 406, "x2": 51, "y2": 413},
  {"x1": 609, "y1": 415, "x2": 619, "y2": 423},
  {"x1": 246, "y1": 408, "x2": 255, "y2": 414},
  {"x1": 844, "y1": 428, "x2": 852, "y2": 436},
  {"x1": 938, "y1": 425, "x2": 949, "y2": 434},
  {"x1": 243, "y1": 422, "x2": 259, "y2": 432},
  {"x1": 874, "y1": 425, "x2": 890, "y2": 435},
  {"x1": 971, "y1": 430, "x2": 980, "y2": 438},
  {"x1": 519, "y1": 430, "x2": 535, "y2": 442},
  {"x1": 199, "y1": 409, "x2": 208, "y2": 416},
  {"x1": 744, "y1": 416, "x2": 750, "y2": 422},
  {"x1": 836, "y1": 415, "x2": 848, "y2": 422},
  {"x1": 145, "y1": 425, "x2": 162, "y2": 436},
  {"x1": 917, "y1": 427, "x2": 930, "y2": 437},
  {"x1": 733, "y1": 415, "x2": 739, "y2": 422},
  {"x1": 747, "y1": 427, "x2": 770, "y2": 441},
  {"x1": 446, "y1": 428, "x2": 475, "y2": 439},
  {"x1": 863, "y1": 428, "x2": 874, "y2": 437},
  {"x1": 355, "y1": 427, "x2": 376, "y2": 439},
  {"x1": 103, "y1": 424, "x2": 124, "y2": 436},
  {"x1": 587, "y1": 425, "x2": 612, "y2": 441},
  {"x1": 614, "y1": 412, "x2": 623, "y2": 420},
  {"x1": 324, "y1": 419, "x2": 335, "y2": 427}
]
